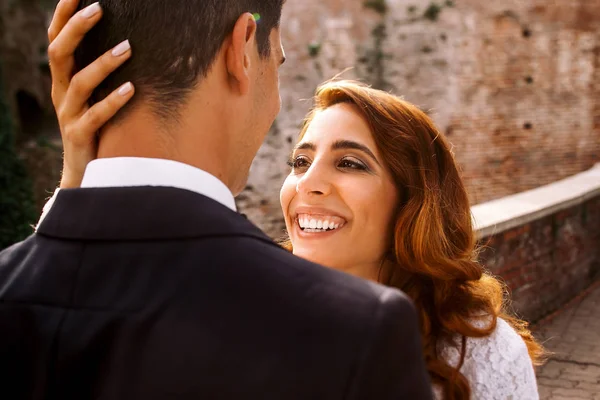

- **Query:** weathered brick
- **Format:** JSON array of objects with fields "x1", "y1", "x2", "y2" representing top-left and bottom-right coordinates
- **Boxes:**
[
  {"x1": 538, "y1": 361, "x2": 567, "y2": 379},
  {"x1": 576, "y1": 382, "x2": 600, "y2": 392},
  {"x1": 537, "y1": 376, "x2": 575, "y2": 388},
  {"x1": 536, "y1": 287, "x2": 600, "y2": 399},
  {"x1": 538, "y1": 386, "x2": 553, "y2": 399},
  {"x1": 232, "y1": 0, "x2": 600, "y2": 237},
  {"x1": 551, "y1": 388, "x2": 594, "y2": 398}
]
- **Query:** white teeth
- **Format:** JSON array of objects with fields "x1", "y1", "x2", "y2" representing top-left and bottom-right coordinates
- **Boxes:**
[{"x1": 297, "y1": 215, "x2": 345, "y2": 232}]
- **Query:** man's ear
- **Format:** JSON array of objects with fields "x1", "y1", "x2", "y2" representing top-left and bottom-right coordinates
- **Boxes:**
[{"x1": 225, "y1": 13, "x2": 258, "y2": 95}]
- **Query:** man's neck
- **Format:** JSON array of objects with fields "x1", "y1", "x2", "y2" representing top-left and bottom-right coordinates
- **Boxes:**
[{"x1": 97, "y1": 103, "x2": 233, "y2": 189}]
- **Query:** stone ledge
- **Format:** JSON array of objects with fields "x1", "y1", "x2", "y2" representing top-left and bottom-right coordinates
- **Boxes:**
[
  {"x1": 472, "y1": 163, "x2": 600, "y2": 239},
  {"x1": 474, "y1": 164, "x2": 600, "y2": 321}
]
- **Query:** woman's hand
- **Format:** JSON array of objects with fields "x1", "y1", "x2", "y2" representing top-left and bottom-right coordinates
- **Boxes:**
[{"x1": 48, "y1": 0, "x2": 135, "y2": 188}]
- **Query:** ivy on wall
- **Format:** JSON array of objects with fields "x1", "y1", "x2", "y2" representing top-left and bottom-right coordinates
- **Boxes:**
[
  {"x1": 364, "y1": 0, "x2": 388, "y2": 15},
  {"x1": 0, "y1": 63, "x2": 36, "y2": 250}
]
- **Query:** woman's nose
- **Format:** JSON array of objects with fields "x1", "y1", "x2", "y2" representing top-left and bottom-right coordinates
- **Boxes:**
[{"x1": 295, "y1": 163, "x2": 332, "y2": 196}]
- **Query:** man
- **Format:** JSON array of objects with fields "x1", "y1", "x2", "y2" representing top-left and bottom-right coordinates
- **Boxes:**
[{"x1": 0, "y1": 0, "x2": 432, "y2": 398}]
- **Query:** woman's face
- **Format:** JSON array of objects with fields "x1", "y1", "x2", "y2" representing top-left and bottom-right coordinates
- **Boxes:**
[{"x1": 280, "y1": 103, "x2": 399, "y2": 280}]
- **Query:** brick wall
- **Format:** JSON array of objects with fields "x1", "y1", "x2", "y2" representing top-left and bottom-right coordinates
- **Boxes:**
[
  {"x1": 239, "y1": 0, "x2": 600, "y2": 237},
  {"x1": 2, "y1": 1, "x2": 598, "y2": 239},
  {"x1": 478, "y1": 194, "x2": 600, "y2": 322},
  {"x1": 439, "y1": 0, "x2": 600, "y2": 205}
]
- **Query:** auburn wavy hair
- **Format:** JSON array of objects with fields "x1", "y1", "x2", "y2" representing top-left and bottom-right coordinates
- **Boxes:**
[{"x1": 282, "y1": 80, "x2": 545, "y2": 399}]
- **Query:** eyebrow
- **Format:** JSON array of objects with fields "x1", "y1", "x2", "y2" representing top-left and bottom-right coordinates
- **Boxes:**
[{"x1": 294, "y1": 140, "x2": 381, "y2": 166}]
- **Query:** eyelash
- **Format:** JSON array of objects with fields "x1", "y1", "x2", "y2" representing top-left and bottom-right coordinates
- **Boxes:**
[{"x1": 286, "y1": 156, "x2": 368, "y2": 172}]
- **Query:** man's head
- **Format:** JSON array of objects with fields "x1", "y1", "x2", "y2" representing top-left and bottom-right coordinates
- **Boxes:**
[{"x1": 76, "y1": 0, "x2": 286, "y2": 194}]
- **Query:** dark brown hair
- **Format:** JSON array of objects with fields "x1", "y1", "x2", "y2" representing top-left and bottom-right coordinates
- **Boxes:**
[
  {"x1": 284, "y1": 80, "x2": 546, "y2": 399},
  {"x1": 75, "y1": 0, "x2": 284, "y2": 120}
]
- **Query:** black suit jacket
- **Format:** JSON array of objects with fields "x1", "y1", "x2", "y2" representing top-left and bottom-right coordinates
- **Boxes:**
[{"x1": 0, "y1": 187, "x2": 432, "y2": 399}]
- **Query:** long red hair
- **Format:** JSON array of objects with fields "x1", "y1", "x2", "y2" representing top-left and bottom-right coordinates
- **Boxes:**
[{"x1": 282, "y1": 80, "x2": 545, "y2": 399}]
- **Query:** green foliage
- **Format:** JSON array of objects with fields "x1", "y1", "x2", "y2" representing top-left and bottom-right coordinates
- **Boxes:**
[
  {"x1": 365, "y1": 23, "x2": 391, "y2": 91},
  {"x1": 0, "y1": 65, "x2": 36, "y2": 250},
  {"x1": 424, "y1": 3, "x2": 443, "y2": 21},
  {"x1": 363, "y1": 0, "x2": 388, "y2": 15},
  {"x1": 307, "y1": 42, "x2": 322, "y2": 58}
]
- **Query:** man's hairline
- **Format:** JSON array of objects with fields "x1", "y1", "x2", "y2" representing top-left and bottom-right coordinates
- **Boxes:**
[{"x1": 107, "y1": 4, "x2": 285, "y2": 124}]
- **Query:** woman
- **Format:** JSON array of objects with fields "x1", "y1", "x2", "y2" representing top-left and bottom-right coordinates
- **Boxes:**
[
  {"x1": 44, "y1": 4, "x2": 545, "y2": 399},
  {"x1": 278, "y1": 81, "x2": 545, "y2": 399}
]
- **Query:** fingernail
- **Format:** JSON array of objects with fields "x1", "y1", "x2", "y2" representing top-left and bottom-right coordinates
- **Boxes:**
[
  {"x1": 82, "y1": 2, "x2": 101, "y2": 18},
  {"x1": 118, "y1": 82, "x2": 133, "y2": 96},
  {"x1": 112, "y1": 40, "x2": 131, "y2": 57}
]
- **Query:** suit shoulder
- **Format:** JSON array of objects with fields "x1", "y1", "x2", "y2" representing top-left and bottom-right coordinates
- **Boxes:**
[
  {"x1": 375, "y1": 286, "x2": 418, "y2": 320},
  {"x1": 0, "y1": 235, "x2": 36, "y2": 267},
  {"x1": 0, "y1": 235, "x2": 40, "y2": 292},
  {"x1": 230, "y1": 236, "x2": 415, "y2": 314}
]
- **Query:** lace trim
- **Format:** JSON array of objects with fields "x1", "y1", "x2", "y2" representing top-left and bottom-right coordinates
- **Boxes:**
[{"x1": 434, "y1": 318, "x2": 539, "y2": 399}]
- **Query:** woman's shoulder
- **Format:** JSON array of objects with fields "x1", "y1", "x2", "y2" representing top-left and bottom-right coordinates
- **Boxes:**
[
  {"x1": 441, "y1": 317, "x2": 528, "y2": 363},
  {"x1": 439, "y1": 318, "x2": 539, "y2": 399},
  {"x1": 475, "y1": 317, "x2": 529, "y2": 359}
]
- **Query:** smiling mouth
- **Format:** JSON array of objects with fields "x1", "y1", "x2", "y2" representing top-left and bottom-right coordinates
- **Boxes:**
[{"x1": 296, "y1": 214, "x2": 346, "y2": 233}]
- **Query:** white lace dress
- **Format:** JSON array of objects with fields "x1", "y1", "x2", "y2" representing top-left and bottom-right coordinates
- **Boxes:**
[{"x1": 435, "y1": 318, "x2": 539, "y2": 399}]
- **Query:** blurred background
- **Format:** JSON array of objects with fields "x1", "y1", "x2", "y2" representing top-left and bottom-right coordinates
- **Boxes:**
[{"x1": 0, "y1": 0, "x2": 598, "y2": 241}]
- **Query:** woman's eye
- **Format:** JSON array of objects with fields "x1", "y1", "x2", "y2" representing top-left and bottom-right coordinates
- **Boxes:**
[
  {"x1": 338, "y1": 158, "x2": 367, "y2": 171},
  {"x1": 287, "y1": 156, "x2": 310, "y2": 171}
]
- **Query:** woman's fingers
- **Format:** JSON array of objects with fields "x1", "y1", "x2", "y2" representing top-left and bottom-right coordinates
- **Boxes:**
[
  {"x1": 47, "y1": 0, "x2": 80, "y2": 43},
  {"x1": 49, "y1": 2, "x2": 103, "y2": 108},
  {"x1": 47, "y1": 2, "x2": 135, "y2": 190},
  {"x1": 74, "y1": 82, "x2": 135, "y2": 143},
  {"x1": 57, "y1": 76, "x2": 134, "y2": 191},
  {"x1": 61, "y1": 40, "x2": 132, "y2": 119},
  {"x1": 58, "y1": 81, "x2": 134, "y2": 189}
]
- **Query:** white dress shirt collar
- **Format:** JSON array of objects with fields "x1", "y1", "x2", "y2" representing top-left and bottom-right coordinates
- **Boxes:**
[{"x1": 81, "y1": 157, "x2": 237, "y2": 211}]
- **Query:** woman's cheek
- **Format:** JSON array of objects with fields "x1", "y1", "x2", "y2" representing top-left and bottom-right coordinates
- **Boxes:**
[{"x1": 279, "y1": 176, "x2": 296, "y2": 221}]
